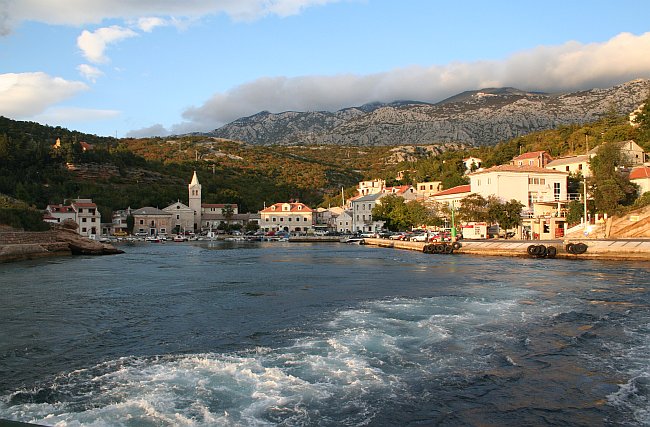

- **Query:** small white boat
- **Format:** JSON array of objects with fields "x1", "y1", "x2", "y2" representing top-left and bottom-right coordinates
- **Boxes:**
[{"x1": 343, "y1": 237, "x2": 364, "y2": 244}]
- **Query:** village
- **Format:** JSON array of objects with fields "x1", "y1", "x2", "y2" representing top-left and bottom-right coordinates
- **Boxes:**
[{"x1": 42, "y1": 140, "x2": 650, "y2": 243}]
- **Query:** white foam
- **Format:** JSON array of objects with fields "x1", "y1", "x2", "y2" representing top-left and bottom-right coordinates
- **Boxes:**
[{"x1": 0, "y1": 294, "x2": 570, "y2": 425}]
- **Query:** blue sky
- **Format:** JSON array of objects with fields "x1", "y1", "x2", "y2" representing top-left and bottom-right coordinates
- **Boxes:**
[{"x1": 1, "y1": 0, "x2": 650, "y2": 138}]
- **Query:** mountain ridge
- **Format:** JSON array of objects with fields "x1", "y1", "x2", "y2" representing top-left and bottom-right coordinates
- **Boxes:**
[{"x1": 205, "y1": 79, "x2": 650, "y2": 146}]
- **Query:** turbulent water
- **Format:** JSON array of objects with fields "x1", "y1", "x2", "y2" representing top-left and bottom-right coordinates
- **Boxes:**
[{"x1": 0, "y1": 242, "x2": 648, "y2": 426}]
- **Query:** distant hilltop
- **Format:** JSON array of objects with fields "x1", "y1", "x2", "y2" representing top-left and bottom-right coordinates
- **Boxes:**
[{"x1": 205, "y1": 79, "x2": 650, "y2": 147}]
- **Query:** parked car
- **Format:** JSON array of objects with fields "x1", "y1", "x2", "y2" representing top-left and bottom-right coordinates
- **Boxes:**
[{"x1": 410, "y1": 233, "x2": 429, "y2": 242}]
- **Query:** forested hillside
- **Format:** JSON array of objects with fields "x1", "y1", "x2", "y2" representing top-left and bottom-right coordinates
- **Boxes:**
[{"x1": 1, "y1": 96, "x2": 649, "y2": 223}]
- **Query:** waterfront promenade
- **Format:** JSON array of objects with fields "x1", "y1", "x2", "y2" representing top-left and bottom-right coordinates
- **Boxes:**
[{"x1": 362, "y1": 237, "x2": 650, "y2": 261}]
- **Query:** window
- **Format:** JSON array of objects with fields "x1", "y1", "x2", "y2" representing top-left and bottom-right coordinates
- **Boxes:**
[
  {"x1": 487, "y1": 178, "x2": 491, "y2": 185},
  {"x1": 566, "y1": 166, "x2": 570, "y2": 172},
  {"x1": 176, "y1": 215, "x2": 180, "y2": 220},
  {"x1": 82, "y1": 227, "x2": 86, "y2": 232},
  {"x1": 288, "y1": 217, "x2": 292, "y2": 221},
  {"x1": 272, "y1": 217, "x2": 276, "y2": 222},
  {"x1": 82, "y1": 218, "x2": 87, "y2": 223},
  {"x1": 304, "y1": 218, "x2": 308, "y2": 221},
  {"x1": 554, "y1": 182, "x2": 561, "y2": 200},
  {"x1": 578, "y1": 164, "x2": 583, "y2": 170},
  {"x1": 540, "y1": 179, "x2": 545, "y2": 185},
  {"x1": 280, "y1": 217, "x2": 284, "y2": 222},
  {"x1": 139, "y1": 219, "x2": 144, "y2": 225}
]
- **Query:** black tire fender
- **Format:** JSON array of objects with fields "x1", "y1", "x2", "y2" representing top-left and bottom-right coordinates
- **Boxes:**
[
  {"x1": 566, "y1": 243, "x2": 575, "y2": 254},
  {"x1": 573, "y1": 242, "x2": 588, "y2": 254},
  {"x1": 444, "y1": 244, "x2": 454, "y2": 254},
  {"x1": 452, "y1": 241, "x2": 462, "y2": 250},
  {"x1": 546, "y1": 246, "x2": 557, "y2": 258},
  {"x1": 527, "y1": 245, "x2": 537, "y2": 256}
]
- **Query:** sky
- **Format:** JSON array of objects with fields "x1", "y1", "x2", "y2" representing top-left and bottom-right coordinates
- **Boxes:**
[{"x1": 1, "y1": 0, "x2": 650, "y2": 139}]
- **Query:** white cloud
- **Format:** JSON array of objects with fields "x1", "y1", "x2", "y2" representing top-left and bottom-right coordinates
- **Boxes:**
[
  {"x1": 0, "y1": 0, "x2": 341, "y2": 34},
  {"x1": 126, "y1": 123, "x2": 171, "y2": 138},
  {"x1": 34, "y1": 107, "x2": 121, "y2": 124},
  {"x1": 177, "y1": 31, "x2": 650, "y2": 132},
  {"x1": 77, "y1": 64, "x2": 104, "y2": 82},
  {"x1": 77, "y1": 25, "x2": 138, "y2": 63},
  {"x1": 0, "y1": 72, "x2": 88, "y2": 118},
  {"x1": 137, "y1": 16, "x2": 168, "y2": 32}
]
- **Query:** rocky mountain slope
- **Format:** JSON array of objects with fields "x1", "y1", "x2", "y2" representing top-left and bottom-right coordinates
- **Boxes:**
[{"x1": 207, "y1": 79, "x2": 650, "y2": 146}]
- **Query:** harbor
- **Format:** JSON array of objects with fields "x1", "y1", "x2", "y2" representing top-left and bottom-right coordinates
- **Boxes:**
[{"x1": 361, "y1": 237, "x2": 650, "y2": 261}]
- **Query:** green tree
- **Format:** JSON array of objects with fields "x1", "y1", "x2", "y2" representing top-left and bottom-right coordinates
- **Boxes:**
[
  {"x1": 633, "y1": 96, "x2": 650, "y2": 147},
  {"x1": 372, "y1": 195, "x2": 408, "y2": 231},
  {"x1": 565, "y1": 200, "x2": 584, "y2": 227},
  {"x1": 222, "y1": 204, "x2": 235, "y2": 222},
  {"x1": 457, "y1": 194, "x2": 489, "y2": 223},
  {"x1": 589, "y1": 142, "x2": 637, "y2": 213},
  {"x1": 372, "y1": 195, "x2": 438, "y2": 231}
]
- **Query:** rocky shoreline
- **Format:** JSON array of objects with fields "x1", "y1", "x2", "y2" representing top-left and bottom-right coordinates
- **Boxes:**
[{"x1": 0, "y1": 227, "x2": 124, "y2": 263}]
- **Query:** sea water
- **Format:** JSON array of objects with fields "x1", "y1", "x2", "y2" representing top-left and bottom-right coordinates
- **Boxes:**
[{"x1": 0, "y1": 241, "x2": 648, "y2": 426}]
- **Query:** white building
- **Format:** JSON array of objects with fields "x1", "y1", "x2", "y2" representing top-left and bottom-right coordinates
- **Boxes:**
[
  {"x1": 588, "y1": 140, "x2": 646, "y2": 166},
  {"x1": 469, "y1": 165, "x2": 569, "y2": 210},
  {"x1": 44, "y1": 198, "x2": 101, "y2": 238},
  {"x1": 430, "y1": 185, "x2": 473, "y2": 208},
  {"x1": 259, "y1": 202, "x2": 313, "y2": 233},
  {"x1": 546, "y1": 155, "x2": 591, "y2": 177},
  {"x1": 188, "y1": 171, "x2": 202, "y2": 231},
  {"x1": 336, "y1": 210, "x2": 353, "y2": 234},
  {"x1": 357, "y1": 179, "x2": 385, "y2": 196},
  {"x1": 163, "y1": 201, "x2": 195, "y2": 234},
  {"x1": 463, "y1": 157, "x2": 482, "y2": 172},
  {"x1": 415, "y1": 181, "x2": 443, "y2": 199},
  {"x1": 630, "y1": 166, "x2": 650, "y2": 195},
  {"x1": 351, "y1": 192, "x2": 385, "y2": 233}
]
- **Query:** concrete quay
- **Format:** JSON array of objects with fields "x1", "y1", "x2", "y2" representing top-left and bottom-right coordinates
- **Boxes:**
[{"x1": 362, "y1": 238, "x2": 650, "y2": 261}]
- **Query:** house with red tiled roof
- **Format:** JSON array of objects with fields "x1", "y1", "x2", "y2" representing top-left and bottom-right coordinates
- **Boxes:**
[
  {"x1": 430, "y1": 185, "x2": 473, "y2": 207},
  {"x1": 469, "y1": 165, "x2": 568, "y2": 209},
  {"x1": 511, "y1": 151, "x2": 553, "y2": 168},
  {"x1": 44, "y1": 198, "x2": 101, "y2": 238},
  {"x1": 469, "y1": 165, "x2": 570, "y2": 239},
  {"x1": 630, "y1": 166, "x2": 650, "y2": 195},
  {"x1": 260, "y1": 202, "x2": 313, "y2": 233},
  {"x1": 383, "y1": 185, "x2": 417, "y2": 200}
]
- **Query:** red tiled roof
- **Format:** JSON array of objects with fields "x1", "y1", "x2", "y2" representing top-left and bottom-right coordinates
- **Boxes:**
[
  {"x1": 260, "y1": 202, "x2": 313, "y2": 213},
  {"x1": 47, "y1": 204, "x2": 75, "y2": 213},
  {"x1": 384, "y1": 185, "x2": 411, "y2": 194},
  {"x1": 630, "y1": 166, "x2": 650, "y2": 180},
  {"x1": 470, "y1": 165, "x2": 567, "y2": 175},
  {"x1": 72, "y1": 202, "x2": 97, "y2": 208},
  {"x1": 433, "y1": 185, "x2": 472, "y2": 196},
  {"x1": 513, "y1": 151, "x2": 549, "y2": 160}
]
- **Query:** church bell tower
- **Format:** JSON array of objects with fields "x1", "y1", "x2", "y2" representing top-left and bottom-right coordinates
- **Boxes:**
[{"x1": 188, "y1": 170, "x2": 202, "y2": 231}]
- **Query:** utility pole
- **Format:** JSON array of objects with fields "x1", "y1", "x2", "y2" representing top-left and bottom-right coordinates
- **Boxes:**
[{"x1": 583, "y1": 134, "x2": 589, "y2": 226}]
